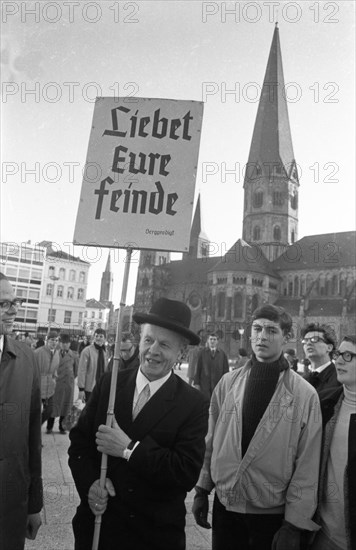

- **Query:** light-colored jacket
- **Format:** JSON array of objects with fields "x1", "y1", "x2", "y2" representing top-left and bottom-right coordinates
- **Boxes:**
[
  {"x1": 77, "y1": 344, "x2": 108, "y2": 392},
  {"x1": 197, "y1": 361, "x2": 322, "y2": 531},
  {"x1": 35, "y1": 345, "x2": 60, "y2": 399}
]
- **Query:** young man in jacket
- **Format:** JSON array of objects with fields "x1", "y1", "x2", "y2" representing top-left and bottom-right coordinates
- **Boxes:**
[
  {"x1": 193, "y1": 304, "x2": 322, "y2": 550},
  {"x1": 0, "y1": 273, "x2": 43, "y2": 550},
  {"x1": 68, "y1": 298, "x2": 209, "y2": 550},
  {"x1": 77, "y1": 328, "x2": 108, "y2": 402}
]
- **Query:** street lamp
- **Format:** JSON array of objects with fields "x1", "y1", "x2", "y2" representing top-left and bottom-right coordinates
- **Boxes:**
[
  {"x1": 48, "y1": 275, "x2": 59, "y2": 335},
  {"x1": 238, "y1": 326, "x2": 245, "y2": 348}
]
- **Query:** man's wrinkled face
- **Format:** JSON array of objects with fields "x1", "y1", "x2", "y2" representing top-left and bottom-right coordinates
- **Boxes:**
[
  {"x1": 302, "y1": 331, "x2": 332, "y2": 362},
  {"x1": 0, "y1": 279, "x2": 16, "y2": 335},
  {"x1": 94, "y1": 333, "x2": 106, "y2": 346},
  {"x1": 139, "y1": 324, "x2": 184, "y2": 381},
  {"x1": 251, "y1": 318, "x2": 287, "y2": 363}
]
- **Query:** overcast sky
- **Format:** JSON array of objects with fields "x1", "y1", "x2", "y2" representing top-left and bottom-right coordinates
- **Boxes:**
[{"x1": 1, "y1": 0, "x2": 355, "y2": 306}]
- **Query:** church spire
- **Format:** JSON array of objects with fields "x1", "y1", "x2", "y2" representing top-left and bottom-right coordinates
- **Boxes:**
[
  {"x1": 183, "y1": 194, "x2": 210, "y2": 259},
  {"x1": 245, "y1": 24, "x2": 296, "y2": 177},
  {"x1": 100, "y1": 251, "x2": 113, "y2": 302},
  {"x1": 242, "y1": 26, "x2": 299, "y2": 261}
]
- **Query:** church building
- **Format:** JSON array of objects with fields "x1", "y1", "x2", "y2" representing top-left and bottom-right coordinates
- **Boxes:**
[{"x1": 134, "y1": 25, "x2": 356, "y2": 359}]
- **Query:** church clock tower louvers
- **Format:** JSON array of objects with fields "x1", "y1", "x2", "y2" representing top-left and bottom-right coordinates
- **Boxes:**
[{"x1": 242, "y1": 24, "x2": 299, "y2": 261}]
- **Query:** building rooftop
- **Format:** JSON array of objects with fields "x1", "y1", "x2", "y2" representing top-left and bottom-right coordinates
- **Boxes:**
[{"x1": 272, "y1": 231, "x2": 356, "y2": 271}]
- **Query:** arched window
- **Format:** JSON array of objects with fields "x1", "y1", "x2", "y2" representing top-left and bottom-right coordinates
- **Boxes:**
[
  {"x1": 290, "y1": 192, "x2": 298, "y2": 210},
  {"x1": 273, "y1": 226, "x2": 281, "y2": 241},
  {"x1": 57, "y1": 285, "x2": 63, "y2": 298},
  {"x1": 48, "y1": 266, "x2": 55, "y2": 277},
  {"x1": 251, "y1": 294, "x2": 259, "y2": 313},
  {"x1": 70, "y1": 269, "x2": 76, "y2": 282},
  {"x1": 273, "y1": 191, "x2": 284, "y2": 206},
  {"x1": 253, "y1": 226, "x2": 261, "y2": 241},
  {"x1": 252, "y1": 191, "x2": 263, "y2": 208},
  {"x1": 332, "y1": 274, "x2": 338, "y2": 295},
  {"x1": 79, "y1": 271, "x2": 86, "y2": 283},
  {"x1": 59, "y1": 268, "x2": 65, "y2": 280},
  {"x1": 46, "y1": 284, "x2": 52, "y2": 296},
  {"x1": 288, "y1": 281, "x2": 293, "y2": 296},
  {"x1": 233, "y1": 293, "x2": 243, "y2": 318},
  {"x1": 67, "y1": 287, "x2": 74, "y2": 299},
  {"x1": 217, "y1": 292, "x2": 225, "y2": 317},
  {"x1": 77, "y1": 288, "x2": 84, "y2": 300}
]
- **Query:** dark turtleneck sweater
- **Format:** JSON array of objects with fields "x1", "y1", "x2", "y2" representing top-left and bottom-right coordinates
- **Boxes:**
[{"x1": 241, "y1": 354, "x2": 289, "y2": 457}]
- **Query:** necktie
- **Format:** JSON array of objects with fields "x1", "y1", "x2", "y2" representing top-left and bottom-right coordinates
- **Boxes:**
[{"x1": 133, "y1": 384, "x2": 150, "y2": 420}]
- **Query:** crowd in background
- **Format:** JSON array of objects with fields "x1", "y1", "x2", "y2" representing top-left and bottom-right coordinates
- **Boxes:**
[{"x1": 1, "y1": 270, "x2": 355, "y2": 550}]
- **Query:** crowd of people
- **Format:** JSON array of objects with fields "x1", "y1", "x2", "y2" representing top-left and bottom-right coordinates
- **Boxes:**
[{"x1": 0, "y1": 270, "x2": 355, "y2": 550}]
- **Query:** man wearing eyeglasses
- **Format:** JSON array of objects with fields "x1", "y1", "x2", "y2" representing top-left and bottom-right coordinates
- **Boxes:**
[
  {"x1": 309, "y1": 335, "x2": 356, "y2": 550},
  {"x1": 301, "y1": 323, "x2": 340, "y2": 393},
  {"x1": 0, "y1": 273, "x2": 43, "y2": 549}
]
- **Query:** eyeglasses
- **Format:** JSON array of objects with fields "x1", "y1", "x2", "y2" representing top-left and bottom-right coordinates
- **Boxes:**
[
  {"x1": 0, "y1": 299, "x2": 24, "y2": 312},
  {"x1": 301, "y1": 337, "x2": 326, "y2": 345},
  {"x1": 332, "y1": 350, "x2": 356, "y2": 362}
]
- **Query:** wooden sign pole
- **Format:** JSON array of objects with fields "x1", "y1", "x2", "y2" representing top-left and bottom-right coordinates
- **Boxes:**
[{"x1": 92, "y1": 247, "x2": 133, "y2": 550}]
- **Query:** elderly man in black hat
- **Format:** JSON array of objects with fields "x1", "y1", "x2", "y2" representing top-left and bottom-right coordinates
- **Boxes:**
[{"x1": 68, "y1": 298, "x2": 209, "y2": 550}]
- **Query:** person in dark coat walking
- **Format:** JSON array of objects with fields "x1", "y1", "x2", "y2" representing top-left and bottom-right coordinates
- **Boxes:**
[
  {"x1": 301, "y1": 323, "x2": 340, "y2": 393},
  {"x1": 47, "y1": 333, "x2": 78, "y2": 434},
  {"x1": 0, "y1": 273, "x2": 43, "y2": 550},
  {"x1": 68, "y1": 298, "x2": 209, "y2": 550},
  {"x1": 194, "y1": 333, "x2": 229, "y2": 399},
  {"x1": 310, "y1": 335, "x2": 356, "y2": 550}
]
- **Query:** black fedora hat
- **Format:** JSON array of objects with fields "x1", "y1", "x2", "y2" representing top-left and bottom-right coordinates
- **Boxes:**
[{"x1": 133, "y1": 298, "x2": 200, "y2": 345}]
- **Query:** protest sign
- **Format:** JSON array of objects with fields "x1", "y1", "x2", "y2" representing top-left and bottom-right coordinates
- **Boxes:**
[{"x1": 73, "y1": 97, "x2": 203, "y2": 252}]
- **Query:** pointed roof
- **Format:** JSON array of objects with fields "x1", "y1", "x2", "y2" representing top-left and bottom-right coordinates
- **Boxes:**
[
  {"x1": 244, "y1": 25, "x2": 297, "y2": 183},
  {"x1": 104, "y1": 251, "x2": 111, "y2": 273},
  {"x1": 190, "y1": 195, "x2": 209, "y2": 242},
  {"x1": 210, "y1": 239, "x2": 280, "y2": 278}
]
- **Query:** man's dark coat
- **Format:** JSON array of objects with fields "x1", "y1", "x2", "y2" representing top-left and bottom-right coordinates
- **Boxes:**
[
  {"x1": 194, "y1": 347, "x2": 229, "y2": 399},
  {"x1": 0, "y1": 337, "x2": 43, "y2": 550},
  {"x1": 68, "y1": 367, "x2": 209, "y2": 550},
  {"x1": 304, "y1": 362, "x2": 340, "y2": 393}
]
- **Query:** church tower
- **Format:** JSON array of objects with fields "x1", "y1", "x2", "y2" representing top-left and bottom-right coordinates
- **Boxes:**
[
  {"x1": 100, "y1": 251, "x2": 113, "y2": 303},
  {"x1": 242, "y1": 24, "x2": 299, "y2": 261},
  {"x1": 134, "y1": 249, "x2": 171, "y2": 312},
  {"x1": 183, "y1": 194, "x2": 210, "y2": 259}
]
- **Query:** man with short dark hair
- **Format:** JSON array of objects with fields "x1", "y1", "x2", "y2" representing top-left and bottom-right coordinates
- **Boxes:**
[
  {"x1": 194, "y1": 333, "x2": 229, "y2": 399},
  {"x1": 77, "y1": 328, "x2": 108, "y2": 403},
  {"x1": 0, "y1": 273, "x2": 43, "y2": 549},
  {"x1": 301, "y1": 323, "x2": 340, "y2": 392},
  {"x1": 193, "y1": 304, "x2": 322, "y2": 550},
  {"x1": 68, "y1": 298, "x2": 209, "y2": 550}
]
